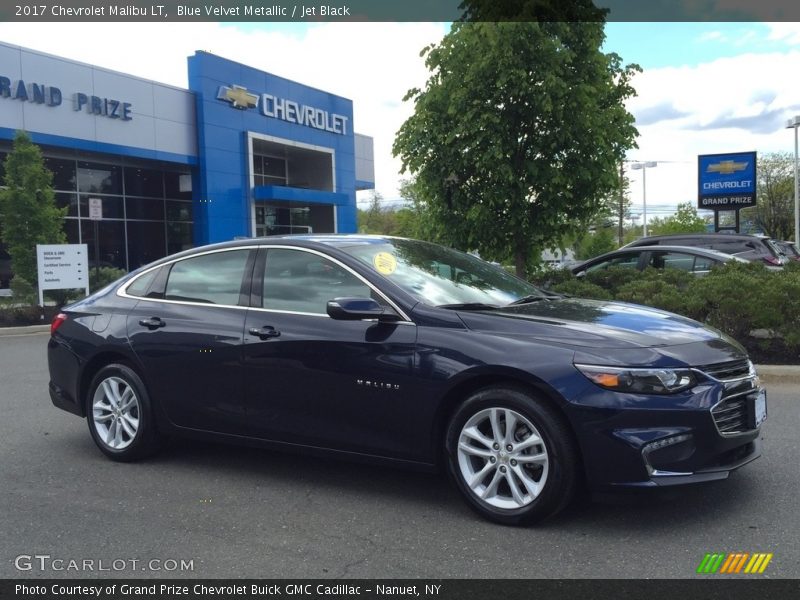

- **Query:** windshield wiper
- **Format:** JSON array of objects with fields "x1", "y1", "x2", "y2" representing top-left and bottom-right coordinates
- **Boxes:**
[
  {"x1": 437, "y1": 302, "x2": 500, "y2": 311},
  {"x1": 505, "y1": 294, "x2": 551, "y2": 306}
]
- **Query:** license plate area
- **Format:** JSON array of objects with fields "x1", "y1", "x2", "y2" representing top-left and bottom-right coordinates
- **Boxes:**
[{"x1": 749, "y1": 388, "x2": 767, "y2": 429}]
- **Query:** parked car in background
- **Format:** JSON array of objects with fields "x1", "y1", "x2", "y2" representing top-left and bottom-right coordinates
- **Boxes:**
[
  {"x1": 572, "y1": 245, "x2": 746, "y2": 277},
  {"x1": 773, "y1": 240, "x2": 800, "y2": 262},
  {"x1": 47, "y1": 235, "x2": 766, "y2": 525},
  {"x1": 624, "y1": 233, "x2": 784, "y2": 267}
]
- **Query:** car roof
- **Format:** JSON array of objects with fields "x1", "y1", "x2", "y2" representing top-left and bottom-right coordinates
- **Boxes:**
[
  {"x1": 573, "y1": 245, "x2": 740, "y2": 270},
  {"x1": 623, "y1": 232, "x2": 769, "y2": 248},
  {"x1": 587, "y1": 245, "x2": 736, "y2": 259}
]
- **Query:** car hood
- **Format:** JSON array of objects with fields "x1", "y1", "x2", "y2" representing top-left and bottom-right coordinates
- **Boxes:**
[{"x1": 456, "y1": 298, "x2": 743, "y2": 352}]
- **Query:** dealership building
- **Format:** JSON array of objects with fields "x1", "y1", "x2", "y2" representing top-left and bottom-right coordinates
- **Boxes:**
[{"x1": 0, "y1": 41, "x2": 375, "y2": 279}]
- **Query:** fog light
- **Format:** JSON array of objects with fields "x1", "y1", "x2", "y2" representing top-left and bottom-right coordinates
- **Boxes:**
[{"x1": 642, "y1": 433, "x2": 693, "y2": 476}]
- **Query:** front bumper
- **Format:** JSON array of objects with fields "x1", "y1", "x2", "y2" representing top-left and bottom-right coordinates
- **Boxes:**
[{"x1": 566, "y1": 364, "x2": 765, "y2": 488}]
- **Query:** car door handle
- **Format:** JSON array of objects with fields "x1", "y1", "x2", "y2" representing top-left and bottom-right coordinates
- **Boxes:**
[
  {"x1": 138, "y1": 317, "x2": 166, "y2": 330},
  {"x1": 249, "y1": 326, "x2": 281, "y2": 340}
]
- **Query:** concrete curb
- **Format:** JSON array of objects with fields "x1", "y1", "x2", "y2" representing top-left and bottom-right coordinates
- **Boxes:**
[{"x1": 0, "y1": 324, "x2": 50, "y2": 336}]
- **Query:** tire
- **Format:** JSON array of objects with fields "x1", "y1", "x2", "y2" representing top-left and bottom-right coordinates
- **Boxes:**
[
  {"x1": 445, "y1": 386, "x2": 579, "y2": 525},
  {"x1": 85, "y1": 363, "x2": 162, "y2": 462}
]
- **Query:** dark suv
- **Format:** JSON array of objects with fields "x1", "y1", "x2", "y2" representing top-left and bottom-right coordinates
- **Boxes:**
[{"x1": 624, "y1": 233, "x2": 784, "y2": 267}]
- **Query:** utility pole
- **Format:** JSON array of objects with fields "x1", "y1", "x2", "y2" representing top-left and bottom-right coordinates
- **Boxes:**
[{"x1": 618, "y1": 161, "x2": 625, "y2": 246}]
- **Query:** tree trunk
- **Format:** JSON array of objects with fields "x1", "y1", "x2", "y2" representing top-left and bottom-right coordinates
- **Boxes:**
[{"x1": 514, "y1": 246, "x2": 528, "y2": 279}]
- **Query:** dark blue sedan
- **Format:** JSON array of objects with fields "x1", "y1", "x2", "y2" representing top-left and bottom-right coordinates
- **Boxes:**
[{"x1": 47, "y1": 235, "x2": 766, "y2": 524}]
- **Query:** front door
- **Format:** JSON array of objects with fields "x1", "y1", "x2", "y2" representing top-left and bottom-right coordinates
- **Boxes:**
[{"x1": 242, "y1": 247, "x2": 419, "y2": 460}]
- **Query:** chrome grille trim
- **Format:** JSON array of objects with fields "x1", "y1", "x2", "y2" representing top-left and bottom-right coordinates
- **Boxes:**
[
  {"x1": 710, "y1": 388, "x2": 759, "y2": 436},
  {"x1": 695, "y1": 359, "x2": 754, "y2": 382}
]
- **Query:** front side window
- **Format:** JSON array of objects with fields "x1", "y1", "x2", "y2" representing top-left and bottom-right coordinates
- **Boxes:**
[
  {"x1": 165, "y1": 250, "x2": 250, "y2": 305},
  {"x1": 262, "y1": 249, "x2": 372, "y2": 314}
]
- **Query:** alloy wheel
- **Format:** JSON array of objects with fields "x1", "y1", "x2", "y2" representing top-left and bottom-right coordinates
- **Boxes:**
[
  {"x1": 91, "y1": 376, "x2": 140, "y2": 450},
  {"x1": 456, "y1": 407, "x2": 549, "y2": 510}
]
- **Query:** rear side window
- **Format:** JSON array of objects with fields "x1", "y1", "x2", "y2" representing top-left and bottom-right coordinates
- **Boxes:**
[
  {"x1": 693, "y1": 256, "x2": 717, "y2": 272},
  {"x1": 711, "y1": 240, "x2": 749, "y2": 254},
  {"x1": 649, "y1": 251, "x2": 694, "y2": 271},
  {"x1": 126, "y1": 268, "x2": 159, "y2": 297},
  {"x1": 165, "y1": 250, "x2": 250, "y2": 305}
]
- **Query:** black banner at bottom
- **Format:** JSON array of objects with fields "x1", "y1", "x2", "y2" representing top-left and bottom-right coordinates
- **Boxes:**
[{"x1": 1, "y1": 580, "x2": 799, "y2": 600}]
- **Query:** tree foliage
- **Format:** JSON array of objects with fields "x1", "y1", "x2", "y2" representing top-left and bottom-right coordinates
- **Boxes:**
[
  {"x1": 647, "y1": 202, "x2": 707, "y2": 236},
  {"x1": 393, "y1": 22, "x2": 639, "y2": 277},
  {"x1": 0, "y1": 131, "x2": 66, "y2": 286},
  {"x1": 742, "y1": 152, "x2": 794, "y2": 241},
  {"x1": 356, "y1": 189, "x2": 425, "y2": 239}
]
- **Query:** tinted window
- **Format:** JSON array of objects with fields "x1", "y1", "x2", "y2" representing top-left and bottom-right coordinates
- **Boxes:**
[
  {"x1": 262, "y1": 249, "x2": 371, "y2": 314},
  {"x1": 78, "y1": 162, "x2": 122, "y2": 195},
  {"x1": 586, "y1": 253, "x2": 640, "y2": 272},
  {"x1": 649, "y1": 251, "x2": 694, "y2": 271},
  {"x1": 165, "y1": 250, "x2": 249, "y2": 305},
  {"x1": 127, "y1": 269, "x2": 159, "y2": 297},
  {"x1": 693, "y1": 256, "x2": 717, "y2": 272}
]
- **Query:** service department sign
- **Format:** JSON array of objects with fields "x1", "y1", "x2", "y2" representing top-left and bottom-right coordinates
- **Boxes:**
[{"x1": 697, "y1": 151, "x2": 757, "y2": 209}]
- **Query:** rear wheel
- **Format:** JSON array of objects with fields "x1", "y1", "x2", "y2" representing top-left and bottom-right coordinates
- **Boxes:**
[
  {"x1": 86, "y1": 364, "x2": 161, "y2": 461},
  {"x1": 446, "y1": 386, "x2": 578, "y2": 525}
]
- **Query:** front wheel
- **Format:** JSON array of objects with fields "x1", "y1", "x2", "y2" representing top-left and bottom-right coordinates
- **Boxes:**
[
  {"x1": 446, "y1": 386, "x2": 579, "y2": 525},
  {"x1": 86, "y1": 363, "x2": 161, "y2": 462}
]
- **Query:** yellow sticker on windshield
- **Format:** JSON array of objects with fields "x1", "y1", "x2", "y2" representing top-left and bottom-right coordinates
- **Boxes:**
[{"x1": 373, "y1": 252, "x2": 397, "y2": 275}]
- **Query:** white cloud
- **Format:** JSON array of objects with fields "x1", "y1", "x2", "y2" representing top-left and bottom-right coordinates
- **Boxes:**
[
  {"x1": 0, "y1": 22, "x2": 447, "y2": 205},
  {"x1": 3, "y1": 22, "x2": 799, "y2": 223},
  {"x1": 625, "y1": 49, "x2": 800, "y2": 214}
]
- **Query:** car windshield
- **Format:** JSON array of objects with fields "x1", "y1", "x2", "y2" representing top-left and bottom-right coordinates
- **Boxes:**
[{"x1": 336, "y1": 238, "x2": 545, "y2": 307}]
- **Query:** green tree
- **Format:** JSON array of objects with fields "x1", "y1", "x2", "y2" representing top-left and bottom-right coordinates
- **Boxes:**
[
  {"x1": 0, "y1": 131, "x2": 66, "y2": 286},
  {"x1": 648, "y1": 202, "x2": 707, "y2": 236},
  {"x1": 741, "y1": 152, "x2": 794, "y2": 240},
  {"x1": 393, "y1": 22, "x2": 639, "y2": 277},
  {"x1": 574, "y1": 227, "x2": 617, "y2": 260},
  {"x1": 357, "y1": 191, "x2": 393, "y2": 234}
]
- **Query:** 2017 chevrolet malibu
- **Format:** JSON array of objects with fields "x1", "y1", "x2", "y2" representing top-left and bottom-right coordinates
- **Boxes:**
[{"x1": 47, "y1": 235, "x2": 766, "y2": 524}]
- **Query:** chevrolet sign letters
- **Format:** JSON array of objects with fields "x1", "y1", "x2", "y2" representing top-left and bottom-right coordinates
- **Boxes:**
[{"x1": 217, "y1": 84, "x2": 348, "y2": 135}]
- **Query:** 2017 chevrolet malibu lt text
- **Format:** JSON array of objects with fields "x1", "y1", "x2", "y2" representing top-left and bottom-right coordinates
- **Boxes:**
[{"x1": 47, "y1": 236, "x2": 766, "y2": 524}]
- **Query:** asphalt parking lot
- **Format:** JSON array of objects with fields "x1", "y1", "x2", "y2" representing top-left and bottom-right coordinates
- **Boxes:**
[{"x1": 1, "y1": 331, "x2": 798, "y2": 579}]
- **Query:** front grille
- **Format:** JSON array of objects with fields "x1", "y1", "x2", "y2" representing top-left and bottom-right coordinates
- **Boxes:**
[
  {"x1": 711, "y1": 392, "x2": 750, "y2": 434},
  {"x1": 698, "y1": 359, "x2": 752, "y2": 381}
]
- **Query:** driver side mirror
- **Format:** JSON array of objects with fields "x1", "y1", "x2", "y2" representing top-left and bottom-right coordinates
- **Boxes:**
[{"x1": 326, "y1": 297, "x2": 400, "y2": 322}]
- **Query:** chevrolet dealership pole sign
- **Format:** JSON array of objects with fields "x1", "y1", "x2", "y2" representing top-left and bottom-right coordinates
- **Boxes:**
[{"x1": 698, "y1": 151, "x2": 757, "y2": 209}]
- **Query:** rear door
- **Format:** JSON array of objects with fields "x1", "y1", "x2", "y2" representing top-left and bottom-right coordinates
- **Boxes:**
[{"x1": 126, "y1": 247, "x2": 256, "y2": 434}]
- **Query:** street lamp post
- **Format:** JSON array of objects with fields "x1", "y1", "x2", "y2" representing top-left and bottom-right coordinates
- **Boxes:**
[
  {"x1": 630, "y1": 161, "x2": 658, "y2": 238},
  {"x1": 787, "y1": 116, "x2": 800, "y2": 245}
]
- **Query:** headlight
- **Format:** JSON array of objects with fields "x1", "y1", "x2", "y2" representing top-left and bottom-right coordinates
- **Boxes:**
[{"x1": 575, "y1": 364, "x2": 696, "y2": 394}]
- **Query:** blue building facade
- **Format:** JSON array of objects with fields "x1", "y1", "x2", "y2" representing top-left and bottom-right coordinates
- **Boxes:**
[
  {"x1": 189, "y1": 51, "x2": 373, "y2": 245},
  {"x1": 0, "y1": 42, "x2": 374, "y2": 283}
]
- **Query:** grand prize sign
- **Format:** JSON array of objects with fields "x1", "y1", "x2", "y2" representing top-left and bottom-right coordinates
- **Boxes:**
[{"x1": 697, "y1": 151, "x2": 757, "y2": 231}]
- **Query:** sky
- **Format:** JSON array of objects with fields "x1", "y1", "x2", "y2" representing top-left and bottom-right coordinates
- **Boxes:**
[{"x1": 1, "y1": 21, "x2": 799, "y2": 225}]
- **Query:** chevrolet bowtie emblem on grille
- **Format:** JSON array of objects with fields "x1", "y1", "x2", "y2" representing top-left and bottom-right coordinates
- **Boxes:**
[
  {"x1": 217, "y1": 84, "x2": 258, "y2": 110},
  {"x1": 706, "y1": 160, "x2": 748, "y2": 175}
]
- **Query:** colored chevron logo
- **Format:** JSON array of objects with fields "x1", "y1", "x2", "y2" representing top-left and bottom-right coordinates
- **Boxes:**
[{"x1": 697, "y1": 552, "x2": 773, "y2": 574}]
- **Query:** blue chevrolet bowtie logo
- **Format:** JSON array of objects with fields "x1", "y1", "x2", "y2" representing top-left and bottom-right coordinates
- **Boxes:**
[{"x1": 217, "y1": 84, "x2": 258, "y2": 110}]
